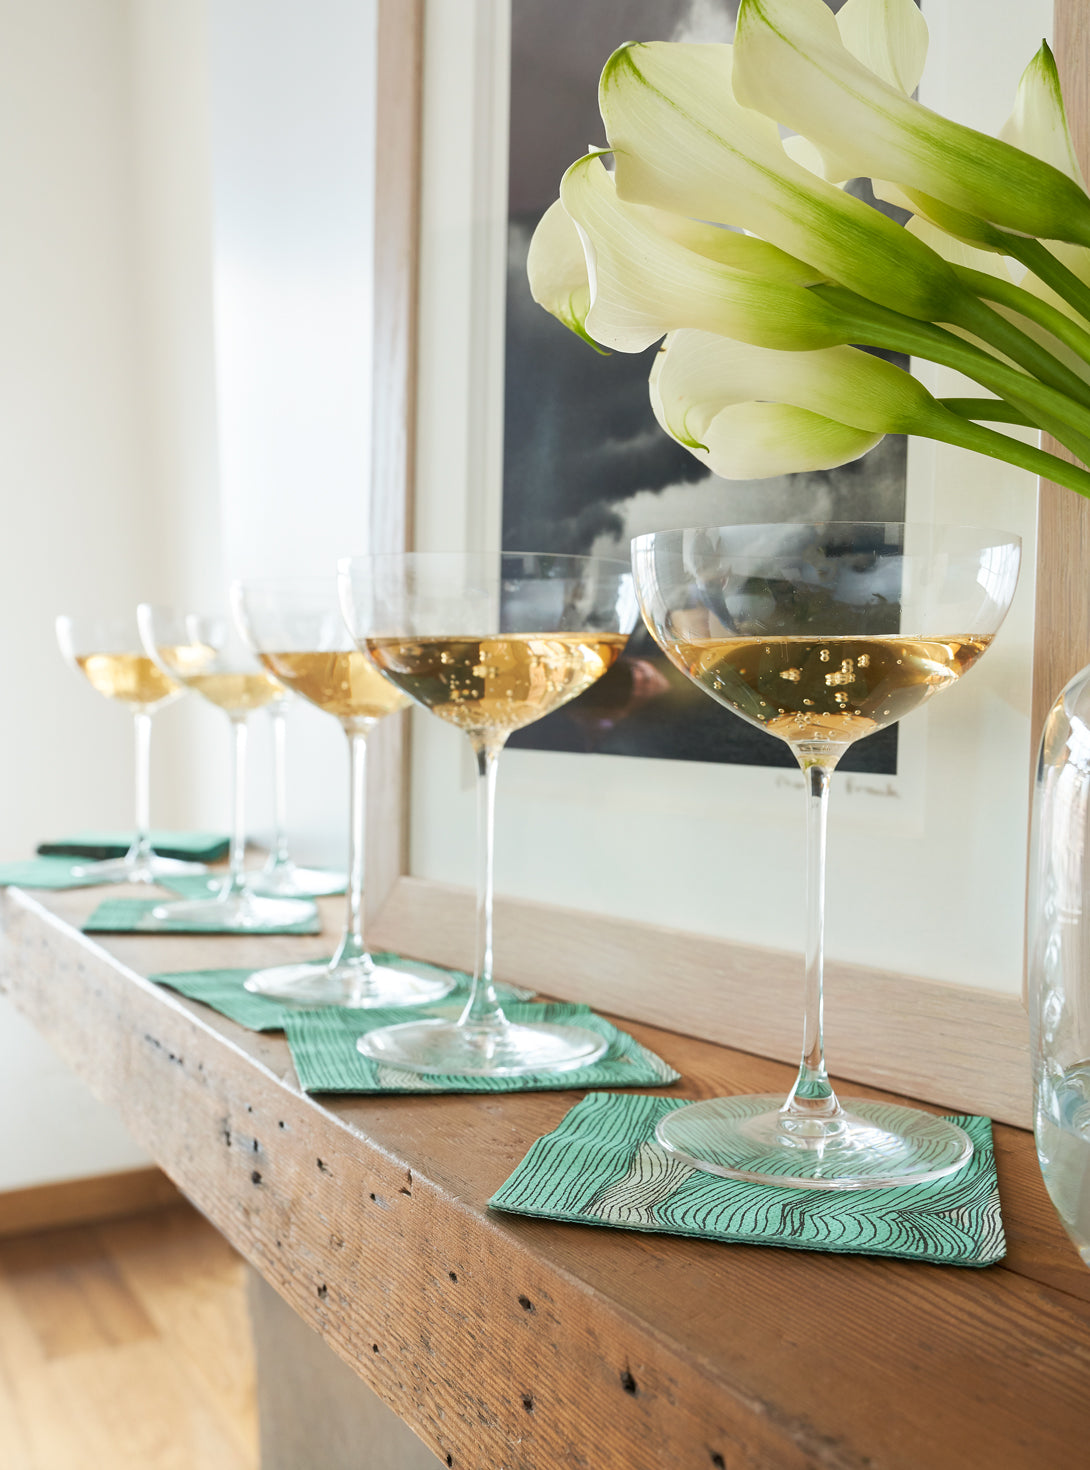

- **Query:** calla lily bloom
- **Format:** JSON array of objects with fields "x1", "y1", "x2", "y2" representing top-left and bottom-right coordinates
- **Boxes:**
[
  {"x1": 599, "y1": 41, "x2": 968, "y2": 323},
  {"x1": 526, "y1": 198, "x2": 603, "y2": 352},
  {"x1": 649, "y1": 333, "x2": 890, "y2": 478},
  {"x1": 1001, "y1": 41, "x2": 1085, "y2": 189},
  {"x1": 835, "y1": 0, "x2": 928, "y2": 98},
  {"x1": 733, "y1": 0, "x2": 1090, "y2": 247},
  {"x1": 648, "y1": 330, "x2": 1090, "y2": 495},
  {"x1": 538, "y1": 153, "x2": 857, "y2": 354}
]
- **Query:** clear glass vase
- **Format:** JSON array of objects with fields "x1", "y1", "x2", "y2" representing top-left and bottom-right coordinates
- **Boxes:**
[{"x1": 1029, "y1": 660, "x2": 1090, "y2": 1264}]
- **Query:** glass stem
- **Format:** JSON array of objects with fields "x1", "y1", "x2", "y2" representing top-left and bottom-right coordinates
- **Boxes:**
[
  {"x1": 126, "y1": 710, "x2": 153, "y2": 867},
  {"x1": 223, "y1": 716, "x2": 249, "y2": 898},
  {"x1": 268, "y1": 706, "x2": 291, "y2": 867},
  {"x1": 460, "y1": 739, "x2": 506, "y2": 1029},
  {"x1": 783, "y1": 762, "x2": 839, "y2": 1118},
  {"x1": 331, "y1": 725, "x2": 371, "y2": 969}
]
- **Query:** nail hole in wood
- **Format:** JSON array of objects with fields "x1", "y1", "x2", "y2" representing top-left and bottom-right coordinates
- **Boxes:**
[
  {"x1": 446, "y1": 1456, "x2": 453, "y2": 1467},
  {"x1": 278, "y1": 1120, "x2": 286, "y2": 1129},
  {"x1": 522, "y1": 1395, "x2": 534, "y2": 1413},
  {"x1": 372, "y1": 1343, "x2": 380, "y2": 1354},
  {"x1": 252, "y1": 1139, "x2": 259, "y2": 1152},
  {"x1": 448, "y1": 1271, "x2": 457, "y2": 1282},
  {"x1": 251, "y1": 1170, "x2": 262, "y2": 1185},
  {"x1": 710, "y1": 1455, "x2": 725, "y2": 1469},
  {"x1": 317, "y1": 1158, "x2": 331, "y2": 1173},
  {"x1": 518, "y1": 1295, "x2": 534, "y2": 1312},
  {"x1": 317, "y1": 1283, "x2": 328, "y2": 1300},
  {"x1": 620, "y1": 1370, "x2": 637, "y2": 1395}
]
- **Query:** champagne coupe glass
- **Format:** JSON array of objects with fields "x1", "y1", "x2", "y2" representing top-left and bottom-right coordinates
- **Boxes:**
[
  {"x1": 632, "y1": 522, "x2": 1021, "y2": 1190},
  {"x1": 338, "y1": 551, "x2": 639, "y2": 1076},
  {"x1": 231, "y1": 577, "x2": 456, "y2": 1007},
  {"x1": 250, "y1": 689, "x2": 347, "y2": 900},
  {"x1": 136, "y1": 604, "x2": 316, "y2": 930},
  {"x1": 55, "y1": 614, "x2": 206, "y2": 884}
]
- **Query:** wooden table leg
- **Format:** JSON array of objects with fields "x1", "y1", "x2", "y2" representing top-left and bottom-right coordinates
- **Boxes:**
[{"x1": 247, "y1": 1268, "x2": 440, "y2": 1468}]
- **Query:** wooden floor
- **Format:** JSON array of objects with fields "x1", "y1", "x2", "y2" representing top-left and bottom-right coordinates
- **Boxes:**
[{"x1": 0, "y1": 1202, "x2": 257, "y2": 1469}]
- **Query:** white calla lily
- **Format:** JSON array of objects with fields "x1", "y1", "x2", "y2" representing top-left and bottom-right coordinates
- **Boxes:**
[
  {"x1": 599, "y1": 41, "x2": 967, "y2": 322},
  {"x1": 733, "y1": 0, "x2": 1090, "y2": 246},
  {"x1": 652, "y1": 331, "x2": 937, "y2": 438},
  {"x1": 659, "y1": 399, "x2": 881, "y2": 480},
  {"x1": 782, "y1": 133, "x2": 847, "y2": 185},
  {"x1": 1001, "y1": 41, "x2": 1085, "y2": 189},
  {"x1": 836, "y1": 0, "x2": 928, "y2": 98},
  {"x1": 526, "y1": 198, "x2": 603, "y2": 352},
  {"x1": 553, "y1": 154, "x2": 854, "y2": 353},
  {"x1": 905, "y1": 216, "x2": 1012, "y2": 283},
  {"x1": 649, "y1": 332, "x2": 886, "y2": 476}
]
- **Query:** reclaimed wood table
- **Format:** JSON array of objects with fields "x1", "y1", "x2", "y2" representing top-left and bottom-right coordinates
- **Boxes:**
[{"x1": 1, "y1": 883, "x2": 1087, "y2": 1470}]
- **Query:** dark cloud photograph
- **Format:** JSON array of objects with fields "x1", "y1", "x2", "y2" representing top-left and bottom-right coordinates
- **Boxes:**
[{"x1": 502, "y1": 0, "x2": 907, "y2": 772}]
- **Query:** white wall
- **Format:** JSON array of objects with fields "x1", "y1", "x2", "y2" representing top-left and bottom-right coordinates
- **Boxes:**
[
  {"x1": 0, "y1": 0, "x2": 172, "y2": 1189},
  {"x1": 207, "y1": 0, "x2": 379, "y2": 865},
  {"x1": 0, "y1": 0, "x2": 380, "y2": 1191}
]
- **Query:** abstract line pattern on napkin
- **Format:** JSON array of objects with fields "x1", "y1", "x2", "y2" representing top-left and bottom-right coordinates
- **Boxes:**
[
  {"x1": 284, "y1": 1002, "x2": 680, "y2": 1094},
  {"x1": 489, "y1": 1092, "x2": 1005, "y2": 1266},
  {"x1": 149, "y1": 959, "x2": 535, "y2": 1033}
]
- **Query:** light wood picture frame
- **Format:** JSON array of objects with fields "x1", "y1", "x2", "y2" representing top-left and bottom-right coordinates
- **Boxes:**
[{"x1": 364, "y1": 0, "x2": 1089, "y2": 1129}]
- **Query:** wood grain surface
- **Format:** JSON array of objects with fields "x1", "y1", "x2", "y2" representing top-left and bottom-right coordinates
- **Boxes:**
[
  {"x1": 1, "y1": 883, "x2": 1087, "y2": 1470},
  {"x1": 373, "y1": 875, "x2": 1032, "y2": 1128},
  {"x1": 0, "y1": 1202, "x2": 256, "y2": 1469},
  {"x1": 1033, "y1": 1, "x2": 1090, "y2": 752},
  {"x1": 0, "y1": 1167, "x2": 181, "y2": 1239},
  {"x1": 364, "y1": 0, "x2": 424, "y2": 923}
]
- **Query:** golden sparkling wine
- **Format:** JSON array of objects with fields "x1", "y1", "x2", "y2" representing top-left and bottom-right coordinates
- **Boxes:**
[
  {"x1": 75, "y1": 652, "x2": 179, "y2": 710},
  {"x1": 365, "y1": 633, "x2": 628, "y2": 738},
  {"x1": 664, "y1": 634, "x2": 992, "y2": 751},
  {"x1": 153, "y1": 644, "x2": 283, "y2": 714},
  {"x1": 183, "y1": 671, "x2": 284, "y2": 714},
  {"x1": 257, "y1": 650, "x2": 411, "y2": 722}
]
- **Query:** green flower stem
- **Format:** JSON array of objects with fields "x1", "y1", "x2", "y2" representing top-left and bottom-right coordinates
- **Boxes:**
[
  {"x1": 994, "y1": 394, "x2": 1090, "y2": 468},
  {"x1": 955, "y1": 266, "x2": 1090, "y2": 372},
  {"x1": 1003, "y1": 237, "x2": 1090, "y2": 327},
  {"x1": 920, "y1": 406, "x2": 1090, "y2": 498},
  {"x1": 939, "y1": 398, "x2": 1035, "y2": 425},
  {"x1": 814, "y1": 285, "x2": 1090, "y2": 443},
  {"x1": 951, "y1": 294, "x2": 1090, "y2": 411}
]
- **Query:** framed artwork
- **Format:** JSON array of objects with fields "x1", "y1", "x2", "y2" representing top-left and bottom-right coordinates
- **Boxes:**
[
  {"x1": 365, "y1": 0, "x2": 1089, "y2": 1129},
  {"x1": 502, "y1": 0, "x2": 904, "y2": 776}
]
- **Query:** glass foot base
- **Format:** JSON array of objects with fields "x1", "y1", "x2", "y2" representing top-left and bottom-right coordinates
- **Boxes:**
[
  {"x1": 655, "y1": 1095, "x2": 974, "y2": 1191},
  {"x1": 248, "y1": 863, "x2": 346, "y2": 899},
  {"x1": 71, "y1": 854, "x2": 209, "y2": 885},
  {"x1": 148, "y1": 890, "x2": 315, "y2": 931},
  {"x1": 356, "y1": 1018, "x2": 608, "y2": 1077},
  {"x1": 244, "y1": 956, "x2": 455, "y2": 1008}
]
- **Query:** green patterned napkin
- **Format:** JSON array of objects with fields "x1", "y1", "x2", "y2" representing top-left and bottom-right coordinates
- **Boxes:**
[
  {"x1": 148, "y1": 957, "x2": 533, "y2": 1032},
  {"x1": 83, "y1": 898, "x2": 320, "y2": 936},
  {"x1": 37, "y1": 831, "x2": 229, "y2": 861},
  {"x1": 0, "y1": 857, "x2": 121, "y2": 890},
  {"x1": 0, "y1": 859, "x2": 203, "y2": 892},
  {"x1": 490, "y1": 1093, "x2": 1005, "y2": 1266},
  {"x1": 285, "y1": 1001, "x2": 680, "y2": 1094}
]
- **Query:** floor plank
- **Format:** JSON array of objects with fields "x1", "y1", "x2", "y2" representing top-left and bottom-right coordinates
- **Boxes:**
[{"x1": 0, "y1": 1202, "x2": 257, "y2": 1470}]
